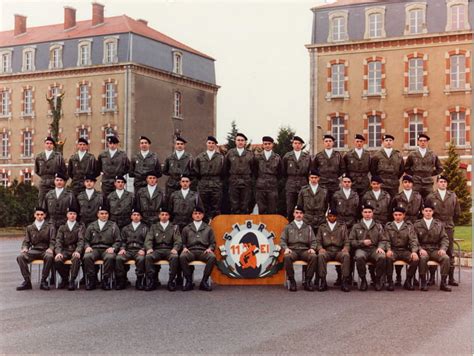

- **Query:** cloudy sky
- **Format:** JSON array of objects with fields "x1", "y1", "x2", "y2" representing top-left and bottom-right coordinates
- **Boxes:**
[{"x1": 1, "y1": 0, "x2": 327, "y2": 144}]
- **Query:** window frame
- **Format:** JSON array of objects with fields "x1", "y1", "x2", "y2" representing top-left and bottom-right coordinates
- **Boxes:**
[
  {"x1": 0, "y1": 90, "x2": 10, "y2": 118},
  {"x1": 367, "y1": 114, "x2": 382, "y2": 148},
  {"x1": 103, "y1": 37, "x2": 119, "y2": 64},
  {"x1": 331, "y1": 116, "x2": 345, "y2": 149},
  {"x1": 404, "y1": 3, "x2": 427, "y2": 35},
  {"x1": 21, "y1": 47, "x2": 36, "y2": 72},
  {"x1": 0, "y1": 172, "x2": 9, "y2": 188},
  {"x1": 77, "y1": 39, "x2": 93, "y2": 67},
  {"x1": 0, "y1": 49, "x2": 13, "y2": 74},
  {"x1": 450, "y1": 54, "x2": 466, "y2": 90},
  {"x1": 367, "y1": 61, "x2": 382, "y2": 96},
  {"x1": 450, "y1": 111, "x2": 466, "y2": 146},
  {"x1": 22, "y1": 89, "x2": 33, "y2": 117},
  {"x1": 22, "y1": 130, "x2": 33, "y2": 158},
  {"x1": 1, "y1": 131, "x2": 9, "y2": 159},
  {"x1": 446, "y1": 0, "x2": 470, "y2": 31},
  {"x1": 364, "y1": 7, "x2": 386, "y2": 39},
  {"x1": 408, "y1": 58, "x2": 424, "y2": 93},
  {"x1": 408, "y1": 114, "x2": 424, "y2": 147},
  {"x1": 172, "y1": 50, "x2": 183, "y2": 75},
  {"x1": 105, "y1": 82, "x2": 116, "y2": 111},
  {"x1": 173, "y1": 91, "x2": 182, "y2": 119},
  {"x1": 328, "y1": 10, "x2": 349, "y2": 43},
  {"x1": 49, "y1": 44, "x2": 64, "y2": 69}
]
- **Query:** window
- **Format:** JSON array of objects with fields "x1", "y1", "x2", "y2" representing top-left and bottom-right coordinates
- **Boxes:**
[
  {"x1": 79, "y1": 84, "x2": 89, "y2": 112},
  {"x1": 23, "y1": 172, "x2": 32, "y2": 185},
  {"x1": 404, "y1": 3, "x2": 427, "y2": 35},
  {"x1": 1, "y1": 132, "x2": 9, "y2": 158},
  {"x1": 409, "y1": 9, "x2": 423, "y2": 34},
  {"x1": 408, "y1": 58, "x2": 424, "y2": 92},
  {"x1": 369, "y1": 13, "x2": 382, "y2": 38},
  {"x1": 367, "y1": 115, "x2": 381, "y2": 148},
  {"x1": 174, "y1": 91, "x2": 182, "y2": 118},
  {"x1": 173, "y1": 51, "x2": 182, "y2": 75},
  {"x1": 408, "y1": 114, "x2": 423, "y2": 147},
  {"x1": 331, "y1": 116, "x2": 345, "y2": 149},
  {"x1": 328, "y1": 10, "x2": 349, "y2": 42},
  {"x1": 77, "y1": 40, "x2": 92, "y2": 66},
  {"x1": 451, "y1": 5, "x2": 465, "y2": 30},
  {"x1": 51, "y1": 86, "x2": 62, "y2": 99},
  {"x1": 451, "y1": 111, "x2": 466, "y2": 146},
  {"x1": 0, "y1": 90, "x2": 10, "y2": 117},
  {"x1": 103, "y1": 38, "x2": 118, "y2": 64},
  {"x1": 446, "y1": 1, "x2": 470, "y2": 31},
  {"x1": 0, "y1": 173, "x2": 8, "y2": 188},
  {"x1": 0, "y1": 51, "x2": 12, "y2": 73},
  {"x1": 368, "y1": 61, "x2": 382, "y2": 95},
  {"x1": 331, "y1": 64, "x2": 345, "y2": 96},
  {"x1": 78, "y1": 127, "x2": 89, "y2": 141},
  {"x1": 450, "y1": 55, "x2": 466, "y2": 90},
  {"x1": 23, "y1": 131, "x2": 33, "y2": 157},
  {"x1": 105, "y1": 82, "x2": 115, "y2": 111},
  {"x1": 49, "y1": 44, "x2": 63, "y2": 69},
  {"x1": 23, "y1": 50, "x2": 33, "y2": 71},
  {"x1": 23, "y1": 89, "x2": 33, "y2": 116}
]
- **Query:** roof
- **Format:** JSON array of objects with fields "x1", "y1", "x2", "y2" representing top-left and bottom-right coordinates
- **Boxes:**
[
  {"x1": 312, "y1": 0, "x2": 384, "y2": 10},
  {"x1": 0, "y1": 15, "x2": 214, "y2": 60}
]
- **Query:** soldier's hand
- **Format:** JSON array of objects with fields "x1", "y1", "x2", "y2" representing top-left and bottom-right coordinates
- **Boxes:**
[
  {"x1": 72, "y1": 251, "x2": 81, "y2": 258},
  {"x1": 342, "y1": 248, "x2": 349, "y2": 254},
  {"x1": 182, "y1": 247, "x2": 190, "y2": 253},
  {"x1": 386, "y1": 250, "x2": 393, "y2": 258},
  {"x1": 376, "y1": 248, "x2": 385, "y2": 254},
  {"x1": 419, "y1": 249, "x2": 428, "y2": 257},
  {"x1": 138, "y1": 250, "x2": 145, "y2": 256},
  {"x1": 308, "y1": 249, "x2": 316, "y2": 254},
  {"x1": 20, "y1": 248, "x2": 28, "y2": 253},
  {"x1": 85, "y1": 247, "x2": 93, "y2": 253},
  {"x1": 105, "y1": 247, "x2": 114, "y2": 254},
  {"x1": 284, "y1": 248, "x2": 292, "y2": 255},
  {"x1": 318, "y1": 248, "x2": 326, "y2": 254},
  {"x1": 411, "y1": 252, "x2": 419, "y2": 261},
  {"x1": 363, "y1": 239, "x2": 372, "y2": 246},
  {"x1": 55, "y1": 253, "x2": 63, "y2": 261},
  {"x1": 170, "y1": 249, "x2": 178, "y2": 255},
  {"x1": 204, "y1": 248, "x2": 212, "y2": 254},
  {"x1": 118, "y1": 249, "x2": 126, "y2": 256},
  {"x1": 46, "y1": 248, "x2": 53, "y2": 254},
  {"x1": 437, "y1": 249, "x2": 446, "y2": 256},
  {"x1": 146, "y1": 249, "x2": 153, "y2": 254}
]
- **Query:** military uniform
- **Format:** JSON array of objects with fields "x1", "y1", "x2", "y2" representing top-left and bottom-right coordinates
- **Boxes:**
[
  {"x1": 97, "y1": 149, "x2": 130, "y2": 198},
  {"x1": 77, "y1": 189, "x2": 104, "y2": 227},
  {"x1": 107, "y1": 190, "x2": 135, "y2": 229},
  {"x1": 280, "y1": 220, "x2": 317, "y2": 283},
  {"x1": 316, "y1": 221, "x2": 350, "y2": 280},
  {"x1": 331, "y1": 189, "x2": 359, "y2": 230},
  {"x1": 362, "y1": 190, "x2": 392, "y2": 225},
  {"x1": 144, "y1": 222, "x2": 182, "y2": 287},
  {"x1": 282, "y1": 151, "x2": 311, "y2": 219},
  {"x1": 254, "y1": 151, "x2": 282, "y2": 214},
  {"x1": 311, "y1": 150, "x2": 345, "y2": 201},
  {"x1": 67, "y1": 152, "x2": 97, "y2": 196},
  {"x1": 370, "y1": 149, "x2": 404, "y2": 199},
  {"x1": 296, "y1": 185, "x2": 328, "y2": 233},
  {"x1": 392, "y1": 191, "x2": 423, "y2": 223},
  {"x1": 405, "y1": 149, "x2": 443, "y2": 199},
  {"x1": 35, "y1": 151, "x2": 68, "y2": 205},
  {"x1": 135, "y1": 185, "x2": 165, "y2": 226},
  {"x1": 54, "y1": 222, "x2": 85, "y2": 284},
  {"x1": 17, "y1": 222, "x2": 55, "y2": 285},
  {"x1": 129, "y1": 151, "x2": 162, "y2": 192},
  {"x1": 115, "y1": 222, "x2": 149, "y2": 288},
  {"x1": 42, "y1": 188, "x2": 78, "y2": 229},
  {"x1": 194, "y1": 151, "x2": 224, "y2": 220},
  {"x1": 169, "y1": 189, "x2": 204, "y2": 231},
  {"x1": 343, "y1": 149, "x2": 371, "y2": 198},
  {"x1": 224, "y1": 148, "x2": 254, "y2": 214},
  {"x1": 162, "y1": 151, "x2": 193, "y2": 203}
]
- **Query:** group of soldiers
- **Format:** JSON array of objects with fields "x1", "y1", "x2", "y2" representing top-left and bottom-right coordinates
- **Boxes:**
[{"x1": 16, "y1": 131, "x2": 460, "y2": 293}]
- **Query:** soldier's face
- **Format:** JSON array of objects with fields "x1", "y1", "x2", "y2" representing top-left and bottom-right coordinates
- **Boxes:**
[
  {"x1": 402, "y1": 180, "x2": 413, "y2": 190},
  {"x1": 262, "y1": 142, "x2": 273, "y2": 151},
  {"x1": 139, "y1": 140, "x2": 150, "y2": 151},
  {"x1": 108, "y1": 142, "x2": 118, "y2": 150},
  {"x1": 293, "y1": 210, "x2": 304, "y2": 221},
  {"x1": 131, "y1": 212, "x2": 142, "y2": 223},
  {"x1": 114, "y1": 180, "x2": 125, "y2": 189},
  {"x1": 383, "y1": 138, "x2": 393, "y2": 148},
  {"x1": 159, "y1": 212, "x2": 170, "y2": 222},
  {"x1": 44, "y1": 141, "x2": 54, "y2": 150},
  {"x1": 235, "y1": 137, "x2": 246, "y2": 149},
  {"x1": 327, "y1": 214, "x2": 337, "y2": 223},
  {"x1": 206, "y1": 140, "x2": 216, "y2": 151},
  {"x1": 192, "y1": 211, "x2": 204, "y2": 221},
  {"x1": 175, "y1": 141, "x2": 185, "y2": 151},
  {"x1": 341, "y1": 178, "x2": 352, "y2": 189},
  {"x1": 180, "y1": 178, "x2": 191, "y2": 189},
  {"x1": 354, "y1": 139, "x2": 364, "y2": 149},
  {"x1": 309, "y1": 175, "x2": 319, "y2": 185},
  {"x1": 97, "y1": 211, "x2": 109, "y2": 221},
  {"x1": 54, "y1": 178, "x2": 65, "y2": 188},
  {"x1": 146, "y1": 176, "x2": 158, "y2": 186},
  {"x1": 422, "y1": 208, "x2": 433, "y2": 219},
  {"x1": 84, "y1": 180, "x2": 95, "y2": 189},
  {"x1": 393, "y1": 212, "x2": 404, "y2": 223},
  {"x1": 371, "y1": 181, "x2": 381, "y2": 191},
  {"x1": 362, "y1": 209, "x2": 373, "y2": 220},
  {"x1": 437, "y1": 179, "x2": 448, "y2": 190},
  {"x1": 292, "y1": 141, "x2": 302, "y2": 151},
  {"x1": 418, "y1": 138, "x2": 428, "y2": 149},
  {"x1": 77, "y1": 142, "x2": 88, "y2": 152},
  {"x1": 34, "y1": 211, "x2": 45, "y2": 222},
  {"x1": 323, "y1": 138, "x2": 334, "y2": 149},
  {"x1": 67, "y1": 212, "x2": 77, "y2": 222}
]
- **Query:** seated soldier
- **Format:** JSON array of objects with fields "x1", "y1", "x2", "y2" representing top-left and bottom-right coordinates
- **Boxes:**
[
  {"x1": 384, "y1": 207, "x2": 419, "y2": 291},
  {"x1": 54, "y1": 208, "x2": 85, "y2": 290},
  {"x1": 16, "y1": 207, "x2": 55, "y2": 291},
  {"x1": 180, "y1": 207, "x2": 216, "y2": 292},
  {"x1": 144, "y1": 207, "x2": 182, "y2": 291},
  {"x1": 280, "y1": 205, "x2": 317, "y2": 292},
  {"x1": 414, "y1": 203, "x2": 451, "y2": 292},
  {"x1": 316, "y1": 208, "x2": 351, "y2": 292},
  {"x1": 349, "y1": 205, "x2": 386, "y2": 291},
  {"x1": 83, "y1": 207, "x2": 121, "y2": 290},
  {"x1": 115, "y1": 209, "x2": 148, "y2": 290}
]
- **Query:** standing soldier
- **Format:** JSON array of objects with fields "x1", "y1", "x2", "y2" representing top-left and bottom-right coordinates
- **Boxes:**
[
  {"x1": 316, "y1": 209, "x2": 351, "y2": 292},
  {"x1": 169, "y1": 175, "x2": 204, "y2": 231},
  {"x1": 97, "y1": 136, "x2": 130, "y2": 198},
  {"x1": 311, "y1": 134, "x2": 345, "y2": 202},
  {"x1": 224, "y1": 133, "x2": 255, "y2": 214},
  {"x1": 135, "y1": 172, "x2": 165, "y2": 226},
  {"x1": 107, "y1": 176, "x2": 135, "y2": 229},
  {"x1": 362, "y1": 176, "x2": 392, "y2": 226},
  {"x1": 349, "y1": 205, "x2": 386, "y2": 291},
  {"x1": 280, "y1": 205, "x2": 317, "y2": 292},
  {"x1": 129, "y1": 136, "x2": 162, "y2": 193},
  {"x1": 42, "y1": 173, "x2": 78, "y2": 230},
  {"x1": 254, "y1": 136, "x2": 282, "y2": 214},
  {"x1": 331, "y1": 174, "x2": 359, "y2": 230},
  {"x1": 282, "y1": 136, "x2": 310, "y2": 220},
  {"x1": 296, "y1": 169, "x2": 328, "y2": 234},
  {"x1": 67, "y1": 138, "x2": 97, "y2": 196},
  {"x1": 35, "y1": 137, "x2": 67, "y2": 205},
  {"x1": 370, "y1": 134, "x2": 404, "y2": 199},
  {"x1": 414, "y1": 203, "x2": 451, "y2": 292},
  {"x1": 16, "y1": 207, "x2": 55, "y2": 291},
  {"x1": 54, "y1": 208, "x2": 85, "y2": 290},
  {"x1": 162, "y1": 136, "x2": 193, "y2": 204},
  {"x1": 83, "y1": 207, "x2": 121, "y2": 290},
  {"x1": 77, "y1": 175, "x2": 105, "y2": 228},
  {"x1": 384, "y1": 207, "x2": 419, "y2": 291},
  {"x1": 144, "y1": 207, "x2": 182, "y2": 291},
  {"x1": 180, "y1": 207, "x2": 216, "y2": 291},
  {"x1": 426, "y1": 175, "x2": 460, "y2": 287},
  {"x1": 343, "y1": 134, "x2": 371, "y2": 199},
  {"x1": 194, "y1": 136, "x2": 224, "y2": 221},
  {"x1": 405, "y1": 134, "x2": 443, "y2": 199},
  {"x1": 115, "y1": 209, "x2": 148, "y2": 290}
]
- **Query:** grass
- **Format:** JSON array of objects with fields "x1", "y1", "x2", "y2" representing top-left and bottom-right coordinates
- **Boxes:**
[{"x1": 455, "y1": 226, "x2": 472, "y2": 252}]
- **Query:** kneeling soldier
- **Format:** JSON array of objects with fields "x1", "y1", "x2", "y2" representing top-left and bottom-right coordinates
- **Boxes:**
[
  {"x1": 414, "y1": 203, "x2": 451, "y2": 292},
  {"x1": 16, "y1": 207, "x2": 55, "y2": 290},
  {"x1": 54, "y1": 208, "x2": 85, "y2": 290},
  {"x1": 280, "y1": 205, "x2": 317, "y2": 292},
  {"x1": 115, "y1": 209, "x2": 148, "y2": 290},
  {"x1": 316, "y1": 209, "x2": 351, "y2": 292},
  {"x1": 384, "y1": 207, "x2": 419, "y2": 291},
  {"x1": 83, "y1": 207, "x2": 121, "y2": 290},
  {"x1": 144, "y1": 207, "x2": 182, "y2": 291},
  {"x1": 350, "y1": 205, "x2": 387, "y2": 291},
  {"x1": 180, "y1": 207, "x2": 216, "y2": 291}
]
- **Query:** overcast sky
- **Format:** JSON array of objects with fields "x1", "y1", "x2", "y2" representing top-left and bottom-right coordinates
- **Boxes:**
[{"x1": 1, "y1": 0, "x2": 326, "y2": 144}]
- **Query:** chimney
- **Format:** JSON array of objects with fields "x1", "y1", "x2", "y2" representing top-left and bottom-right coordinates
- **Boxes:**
[
  {"x1": 137, "y1": 19, "x2": 148, "y2": 26},
  {"x1": 14, "y1": 14, "x2": 27, "y2": 36},
  {"x1": 92, "y1": 2, "x2": 104, "y2": 26},
  {"x1": 64, "y1": 6, "x2": 76, "y2": 30}
]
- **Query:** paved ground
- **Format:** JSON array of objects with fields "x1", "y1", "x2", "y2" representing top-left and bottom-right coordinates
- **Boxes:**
[{"x1": 0, "y1": 237, "x2": 472, "y2": 355}]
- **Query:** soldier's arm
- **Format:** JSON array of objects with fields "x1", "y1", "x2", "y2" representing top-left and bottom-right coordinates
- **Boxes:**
[
  {"x1": 59, "y1": 154, "x2": 68, "y2": 180},
  {"x1": 408, "y1": 225, "x2": 419, "y2": 253},
  {"x1": 453, "y1": 195, "x2": 461, "y2": 221},
  {"x1": 76, "y1": 224, "x2": 85, "y2": 254},
  {"x1": 349, "y1": 226, "x2": 362, "y2": 248},
  {"x1": 90, "y1": 155, "x2": 99, "y2": 178},
  {"x1": 296, "y1": 190, "x2": 304, "y2": 209},
  {"x1": 123, "y1": 155, "x2": 131, "y2": 177},
  {"x1": 21, "y1": 227, "x2": 31, "y2": 250},
  {"x1": 281, "y1": 154, "x2": 288, "y2": 178},
  {"x1": 96, "y1": 153, "x2": 104, "y2": 175},
  {"x1": 155, "y1": 156, "x2": 163, "y2": 179},
  {"x1": 338, "y1": 153, "x2": 346, "y2": 177},
  {"x1": 369, "y1": 154, "x2": 378, "y2": 176},
  {"x1": 34, "y1": 157, "x2": 41, "y2": 177},
  {"x1": 162, "y1": 157, "x2": 170, "y2": 176},
  {"x1": 280, "y1": 226, "x2": 288, "y2": 250},
  {"x1": 48, "y1": 224, "x2": 56, "y2": 251},
  {"x1": 67, "y1": 157, "x2": 74, "y2": 180},
  {"x1": 144, "y1": 227, "x2": 154, "y2": 251},
  {"x1": 381, "y1": 226, "x2": 391, "y2": 251},
  {"x1": 113, "y1": 224, "x2": 122, "y2": 252},
  {"x1": 376, "y1": 224, "x2": 386, "y2": 249},
  {"x1": 118, "y1": 229, "x2": 127, "y2": 251},
  {"x1": 315, "y1": 227, "x2": 323, "y2": 251},
  {"x1": 208, "y1": 228, "x2": 216, "y2": 251},
  {"x1": 193, "y1": 156, "x2": 201, "y2": 179},
  {"x1": 181, "y1": 227, "x2": 188, "y2": 249},
  {"x1": 439, "y1": 225, "x2": 449, "y2": 251},
  {"x1": 54, "y1": 227, "x2": 64, "y2": 255},
  {"x1": 433, "y1": 154, "x2": 443, "y2": 176},
  {"x1": 342, "y1": 225, "x2": 350, "y2": 251},
  {"x1": 128, "y1": 155, "x2": 136, "y2": 178},
  {"x1": 173, "y1": 227, "x2": 182, "y2": 251},
  {"x1": 84, "y1": 225, "x2": 92, "y2": 248},
  {"x1": 397, "y1": 154, "x2": 405, "y2": 178}
]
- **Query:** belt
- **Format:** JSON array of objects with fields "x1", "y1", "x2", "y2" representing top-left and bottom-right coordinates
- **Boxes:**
[{"x1": 127, "y1": 242, "x2": 143, "y2": 248}]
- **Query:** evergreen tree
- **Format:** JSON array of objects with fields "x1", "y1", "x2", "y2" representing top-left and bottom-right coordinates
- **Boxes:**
[
  {"x1": 274, "y1": 126, "x2": 296, "y2": 158},
  {"x1": 225, "y1": 120, "x2": 239, "y2": 150},
  {"x1": 443, "y1": 142, "x2": 472, "y2": 225}
]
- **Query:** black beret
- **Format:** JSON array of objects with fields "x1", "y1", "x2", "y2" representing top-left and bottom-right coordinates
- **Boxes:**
[
  {"x1": 361, "y1": 204, "x2": 374, "y2": 211},
  {"x1": 107, "y1": 136, "x2": 119, "y2": 144},
  {"x1": 418, "y1": 134, "x2": 430, "y2": 141},
  {"x1": 84, "y1": 174, "x2": 97, "y2": 182},
  {"x1": 180, "y1": 174, "x2": 191, "y2": 181},
  {"x1": 207, "y1": 136, "x2": 218, "y2": 144},
  {"x1": 309, "y1": 169, "x2": 320, "y2": 177},
  {"x1": 131, "y1": 208, "x2": 142, "y2": 215},
  {"x1": 393, "y1": 207, "x2": 406, "y2": 214},
  {"x1": 371, "y1": 176, "x2": 384, "y2": 184},
  {"x1": 402, "y1": 175, "x2": 414, "y2": 183},
  {"x1": 44, "y1": 136, "x2": 56, "y2": 144},
  {"x1": 159, "y1": 207, "x2": 171, "y2": 215},
  {"x1": 423, "y1": 202, "x2": 435, "y2": 210},
  {"x1": 145, "y1": 171, "x2": 159, "y2": 178},
  {"x1": 55, "y1": 172, "x2": 67, "y2": 181},
  {"x1": 34, "y1": 207, "x2": 46, "y2": 214},
  {"x1": 67, "y1": 207, "x2": 79, "y2": 214},
  {"x1": 139, "y1": 136, "x2": 151, "y2": 144},
  {"x1": 176, "y1": 136, "x2": 187, "y2": 144},
  {"x1": 323, "y1": 134, "x2": 335, "y2": 141},
  {"x1": 114, "y1": 175, "x2": 126, "y2": 183},
  {"x1": 293, "y1": 205, "x2": 305, "y2": 213},
  {"x1": 193, "y1": 206, "x2": 205, "y2": 214},
  {"x1": 97, "y1": 206, "x2": 109, "y2": 213},
  {"x1": 235, "y1": 133, "x2": 248, "y2": 141},
  {"x1": 292, "y1": 136, "x2": 304, "y2": 144},
  {"x1": 327, "y1": 208, "x2": 338, "y2": 216},
  {"x1": 383, "y1": 134, "x2": 395, "y2": 140},
  {"x1": 354, "y1": 134, "x2": 365, "y2": 141},
  {"x1": 341, "y1": 173, "x2": 352, "y2": 181},
  {"x1": 262, "y1": 136, "x2": 274, "y2": 143},
  {"x1": 437, "y1": 175, "x2": 448, "y2": 182},
  {"x1": 77, "y1": 137, "x2": 89, "y2": 145}
]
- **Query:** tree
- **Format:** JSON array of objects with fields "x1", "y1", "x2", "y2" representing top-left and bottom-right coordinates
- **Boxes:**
[
  {"x1": 0, "y1": 180, "x2": 38, "y2": 227},
  {"x1": 225, "y1": 120, "x2": 239, "y2": 150},
  {"x1": 46, "y1": 92, "x2": 66, "y2": 154},
  {"x1": 274, "y1": 126, "x2": 296, "y2": 216},
  {"x1": 443, "y1": 142, "x2": 471, "y2": 225}
]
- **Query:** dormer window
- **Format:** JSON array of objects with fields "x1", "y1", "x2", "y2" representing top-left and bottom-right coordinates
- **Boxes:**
[
  {"x1": 49, "y1": 44, "x2": 63, "y2": 69},
  {"x1": 103, "y1": 37, "x2": 118, "y2": 64},
  {"x1": 172, "y1": 51, "x2": 183, "y2": 75},
  {"x1": 22, "y1": 47, "x2": 36, "y2": 72},
  {"x1": 446, "y1": 0, "x2": 470, "y2": 31},
  {"x1": 404, "y1": 3, "x2": 427, "y2": 35},
  {"x1": 77, "y1": 39, "x2": 92, "y2": 66},
  {"x1": 328, "y1": 11, "x2": 349, "y2": 42},
  {"x1": 0, "y1": 50, "x2": 13, "y2": 74},
  {"x1": 364, "y1": 7, "x2": 386, "y2": 39}
]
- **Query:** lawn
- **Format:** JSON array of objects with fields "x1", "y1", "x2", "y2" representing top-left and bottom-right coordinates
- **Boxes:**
[{"x1": 455, "y1": 226, "x2": 472, "y2": 252}]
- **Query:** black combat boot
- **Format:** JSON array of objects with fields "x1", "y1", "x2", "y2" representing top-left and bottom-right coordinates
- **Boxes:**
[
  {"x1": 16, "y1": 279, "x2": 32, "y2": 291},
  {"x1": 334, "y1": 266, "x2": 342, "y2": 286},
  {"x1": 386, "y1": 276, "x2": 394, "y2": 291},
  {"x1": 403, "y1": 278, "x2": 414, "y2": 291},
  {"x1": 318, "y1": 277, "x2": 328, "y2": 292},
  {"x1": 448, "y1": 268, "x2": 459, "y2": 286},
  {"x1": 182, "y1": 278, "x2": 194, "y2": 291},
  {"x1": 85, "y1": 276, "x2": 97, "y2": 291},
  {"x1": 359, "y1": 276, "x2": 368, "y2": 291},
  {"x1": 395, "y1": 266, "x2": 402, "y2": 286},
  {"x1": 303, "y1": 278, "x2": 315, "y2": 292},
  {"x1": 102, "y1": 277, "x2": 112, "y2": 290},
  {"x1": 420, "y1": 275, "x2": 428, "y2": 291},
  {"x1": 288, "y1": 278, "x2": 297, "y2": 292},
  {"x1": 57, "y1": 277, "x2": 68, "y2": 290},
  {"x1": 167, "y1": 280, "x2": 176, "y2": 292},
  {"x1": 374, "y1": 276, "x2": 383, "y2": 291},
  {"x1": 341, "y1": 277, "x2": 350, "y2": 292},
  {"x1": 427, "y1": 271, "x2": 436, "y2": 286},
  {"x1": 145, "y1": 277, "x2": 157, "y2": 291},
  {"x1": 440, "y1": 276, "x2": 452, "y2": 292},
  {"x1": 40, "y1": 279, "x2": 50, "y2": 291},
  {"x1": 199, "y1": 278, "x2": 212, "y2": 291},
  {"x1": 115, "y1": 277, "x2": 126, "y2": 290},
  {"x1": 68, "y1": 280, "x2": 76, "y2": 291},
  {"x1": 135, "y1": 276, "x2": 144, "y2": 290},
  {"x1": 412, "y1": 276, "x2": 420, "y2": 286}
]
